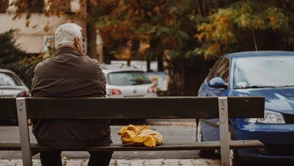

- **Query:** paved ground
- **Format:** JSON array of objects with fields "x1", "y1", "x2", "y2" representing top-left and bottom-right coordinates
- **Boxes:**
[
  {"x1": 0, "y1": 159, "x2": 221, "y2": 166},
  {"x1": 0, "y1": 120, "x2": 221, "y2": 165}
]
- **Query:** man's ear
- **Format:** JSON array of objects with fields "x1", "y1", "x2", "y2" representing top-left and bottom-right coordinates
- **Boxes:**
[{"x1": 74, "y1": 38, "x2": 79, "y2": 48}]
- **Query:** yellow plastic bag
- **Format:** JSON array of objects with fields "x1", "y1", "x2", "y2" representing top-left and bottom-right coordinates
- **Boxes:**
[{"x1": 118, "y1": 125, "x2": 163, "y2": 147}]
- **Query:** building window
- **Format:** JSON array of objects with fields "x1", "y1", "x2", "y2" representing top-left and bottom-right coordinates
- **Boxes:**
[{"x1": 0, "y1": 0, "x2": 9, "y2": 12}]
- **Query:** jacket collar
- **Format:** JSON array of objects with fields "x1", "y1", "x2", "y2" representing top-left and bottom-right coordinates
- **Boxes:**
[{"x1": 54, "y1": 47, "x2": 81, "y2": 57}]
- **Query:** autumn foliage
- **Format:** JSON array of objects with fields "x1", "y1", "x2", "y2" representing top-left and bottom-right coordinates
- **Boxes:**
[{"x1": 8, "y1": 0, "x2": 294, "y2": 95}]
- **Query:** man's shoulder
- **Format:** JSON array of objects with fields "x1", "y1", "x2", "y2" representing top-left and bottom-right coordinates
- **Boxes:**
[
  {"x1": 82, "y1": 56, "x2": 102, "y2": 67},
  {"x1": 34, "y1": 57, "x2": 60, "y2": 76},
  {"x1": 84, "y1": 56, "x2": 99, "y2": 63},
  {"x1": 34, "y1": 58, "x2": 51, "y2": 70}
]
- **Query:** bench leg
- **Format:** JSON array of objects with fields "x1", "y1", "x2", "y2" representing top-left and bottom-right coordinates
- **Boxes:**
[
  {"x1": 218, "y1": 97, "x2": 230, "y2": 166},
  {"x1": 16, "y1": 98, "x2": 32, "y2": 166}
]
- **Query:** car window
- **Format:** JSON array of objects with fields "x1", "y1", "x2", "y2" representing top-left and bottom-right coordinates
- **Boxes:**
[
  {"x1": 107, "y1": 71, "x2": 151, "y2": 86},
  {"x1": 206, "y1": 58, "x2": 224, "y2": 82},
  {"x1": 0, "y1": 72, "x2": 23, "y2": 86},
  {"x1": 206, "y1": 57, "x2": 229, "y2": 83},
  {"x1": 217, "y1": 58, "x2": 230, "y2": 83},
  {"x1": 234, "y1": 56, "x2": 294, "y2": 88}
]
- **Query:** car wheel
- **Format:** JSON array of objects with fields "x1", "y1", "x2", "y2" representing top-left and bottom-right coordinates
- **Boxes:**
[
  {"x1": 229, "y1": 126, "x2": 248, "y2": 166},
  {"x1": 196, "y1": 119, "x2": 215, "y2": 157}
]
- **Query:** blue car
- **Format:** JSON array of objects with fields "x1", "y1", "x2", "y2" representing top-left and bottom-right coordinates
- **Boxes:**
[{"x1": 198, "y1": 51, "x2": 294, "y2": 165}]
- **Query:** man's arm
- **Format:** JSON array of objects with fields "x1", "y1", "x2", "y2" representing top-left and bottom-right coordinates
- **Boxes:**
[
  {"x1": 30, "y1": 63, "x2": 41, "y2": 97},
  {"x1": 95, "y1": 60, "x2": 107, "y2": 96}
]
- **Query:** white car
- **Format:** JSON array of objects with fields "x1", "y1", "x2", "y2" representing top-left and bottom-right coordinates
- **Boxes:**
[
  {"x1": 0, "y1": 68, "x2": 30, "y2": 98},
  {"x1": 101, "y1": 64, "x2": 157, "y2": 98}
]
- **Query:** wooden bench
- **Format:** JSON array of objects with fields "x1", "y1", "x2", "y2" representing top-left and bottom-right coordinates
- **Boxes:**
[{"x1": 0, "y1": 96, "x2": 265, "y2": 166}]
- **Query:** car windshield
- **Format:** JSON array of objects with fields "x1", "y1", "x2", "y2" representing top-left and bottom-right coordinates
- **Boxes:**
[
  {"x1": 234, "y1": 56, "x2": 294, "y2": 89},
  {"x1": 0, "y1": 72, "x2": 23, "y2": 86},
  {"x1": 107, "y1": 71, "x2": 151, "y2": 86}
]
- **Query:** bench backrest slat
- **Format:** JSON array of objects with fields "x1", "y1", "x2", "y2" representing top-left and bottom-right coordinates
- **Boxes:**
[{"x1": 19, "y1": 96, "x2": 265, "y2": 119}]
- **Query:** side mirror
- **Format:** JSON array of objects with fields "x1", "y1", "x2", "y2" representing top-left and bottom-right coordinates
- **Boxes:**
[{"x1": 208, "y1": 77, "x2": 228, "y2": 89}]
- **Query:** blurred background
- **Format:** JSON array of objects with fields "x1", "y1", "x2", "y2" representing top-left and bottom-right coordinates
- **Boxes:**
[{"x1": 0, "y1": 0, "x2": 294, "y2": 96}]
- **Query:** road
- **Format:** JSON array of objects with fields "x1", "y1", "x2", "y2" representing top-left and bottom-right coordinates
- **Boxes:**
[{"x1": 0, "y1": 119, "x2": 217, "y2": 160}]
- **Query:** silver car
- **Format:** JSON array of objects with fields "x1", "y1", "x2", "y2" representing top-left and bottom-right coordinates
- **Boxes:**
[
  {"x1": 101, "y1": 64, "x2": 158, "y2": 98},
  {"x1": 0, "y1": 68, "x2": 30, "y2": 98}
]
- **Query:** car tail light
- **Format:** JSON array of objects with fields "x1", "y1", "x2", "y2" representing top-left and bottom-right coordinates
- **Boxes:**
[
  {"x1": 147, "y1": 86, "x2": 157, "y2": 93},
  {"x1": 106, "y1": 88, "x2": 122, "y2": 96},
  {"x1": 17, "y1": 91, "x2": 31, "y2": 97}
]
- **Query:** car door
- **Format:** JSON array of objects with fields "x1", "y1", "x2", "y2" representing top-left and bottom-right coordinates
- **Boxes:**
[{"x1": 198, "y1": 56, "x2": 231, "y2": 141}]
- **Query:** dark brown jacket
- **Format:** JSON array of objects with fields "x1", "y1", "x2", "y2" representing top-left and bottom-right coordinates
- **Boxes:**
[{"x1": 31, "y1": 47, "x2": 112, "y2": 149}]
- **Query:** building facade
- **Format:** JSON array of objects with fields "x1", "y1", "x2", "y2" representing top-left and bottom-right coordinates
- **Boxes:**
[{"x1": 0, "y1": 0, "x2": 103, "y2": 57}]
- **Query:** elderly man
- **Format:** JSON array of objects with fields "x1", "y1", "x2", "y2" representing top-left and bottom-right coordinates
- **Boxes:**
[{"x1": 31, "y1": 23, "x2": 113, "y2": 166}]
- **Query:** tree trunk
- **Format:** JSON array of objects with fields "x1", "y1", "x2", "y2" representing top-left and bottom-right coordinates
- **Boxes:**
[
  {"x1": 87, "y1": 22, "x2": 98, "y2": 60},
  {"x1": 157, "y1": 51, "x2": 164, "y2": 71},
  {"x1": 86, "y1": 0, "x2": 98, "y2": 60},
  {"x1": 198, "y1": 0, "x2": 212, "y2": 17},
  {"x1": 147, "y1": 54, "x2": 151, "y2": 72}
]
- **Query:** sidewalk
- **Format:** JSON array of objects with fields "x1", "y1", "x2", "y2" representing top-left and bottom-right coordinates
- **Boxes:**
[{"x1": 0, "y1": 159, "x2": 221, "y2": 166}]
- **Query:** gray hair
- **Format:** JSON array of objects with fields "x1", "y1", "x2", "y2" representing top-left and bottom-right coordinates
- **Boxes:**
[{"x1": 54, "y1": 23, "x2": 82, "y2": 49}]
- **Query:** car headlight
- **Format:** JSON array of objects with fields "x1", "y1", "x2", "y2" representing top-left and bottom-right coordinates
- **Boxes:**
[{"x1": 245, "y1": 110, "x2": 285, "y2": 124}]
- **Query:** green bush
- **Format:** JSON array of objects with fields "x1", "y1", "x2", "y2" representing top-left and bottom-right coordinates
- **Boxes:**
[{"x1": 0, "y1": 30, "x2": 39, "y2": 89}]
